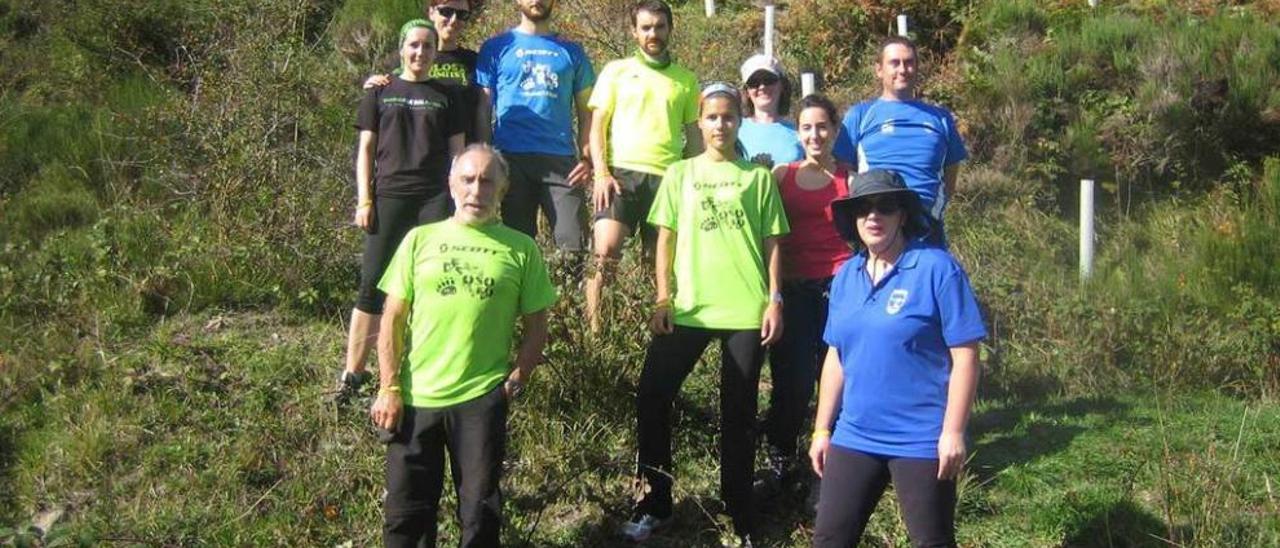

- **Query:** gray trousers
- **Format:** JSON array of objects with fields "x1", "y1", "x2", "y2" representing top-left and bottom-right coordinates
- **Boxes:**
[{"x1": 500, "y1": 153, "x2": 586, "y2": 252}]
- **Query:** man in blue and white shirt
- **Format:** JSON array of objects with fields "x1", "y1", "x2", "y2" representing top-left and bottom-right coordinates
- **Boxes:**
[
  {"x1": 833, "y1": 36, "x2": 967, "y2": 246},
  {"x1": 476, "y1": 0, "x2": 596, "y2": 260}
]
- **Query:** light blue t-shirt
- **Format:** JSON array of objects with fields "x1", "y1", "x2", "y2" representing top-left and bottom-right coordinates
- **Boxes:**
[
  {"x1": 476, "y1": 30, "x2": 595, "y2": 157},
  {"x1": 832, "y1": 99, "x2": 967, "y2": 219},
  {"x1": 823, "y1": 242, "x2": 986, "y2": 459},
  {"x1": 739, "y1": 119, "x2": 803, "y2": 166}
]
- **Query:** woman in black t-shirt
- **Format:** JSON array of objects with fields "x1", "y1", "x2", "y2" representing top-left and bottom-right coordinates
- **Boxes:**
[
  {"x1": 363, "y1": 0, "x2": 483, "y2": 143},
  {"x1": 333, "y1": 19, "x2": 466, "y2": 404}
]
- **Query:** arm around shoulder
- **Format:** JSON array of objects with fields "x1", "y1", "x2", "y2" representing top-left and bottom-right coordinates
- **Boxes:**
[
  {"x1": 771, "y1": 163, "x2": 789, "y2": 183},
  {"x1": 475, "y1": 87, "x2": 494, "y2": 143}
]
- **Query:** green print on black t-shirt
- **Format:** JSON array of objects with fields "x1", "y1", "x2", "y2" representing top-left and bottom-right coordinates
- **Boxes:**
[
  {"x1": 382, "y1": 97, "x2": 446, "y2": 110},
  {"x1": 431, "y1": 62, "x2": 471, "y2": 86},
  {"x1": 355, "y1": 79, "x2": 464, "y2": 197}
]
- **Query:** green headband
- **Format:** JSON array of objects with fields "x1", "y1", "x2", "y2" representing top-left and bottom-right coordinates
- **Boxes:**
[{"x1": 399, "y1": 18, "x2": 435, "y2": 45}]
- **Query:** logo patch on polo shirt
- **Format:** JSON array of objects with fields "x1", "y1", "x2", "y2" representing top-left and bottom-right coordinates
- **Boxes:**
[{"x1": 886, "y1": 289, "x2": 909, "y2": 315}]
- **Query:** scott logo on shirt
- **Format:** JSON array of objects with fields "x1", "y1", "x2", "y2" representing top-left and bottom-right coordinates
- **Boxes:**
[
  {"x1": 886, "y1": 289, "x2": 909, "y2": 315},
  {"x1": 439, "y1": 243, "x2": 500, "y2": 256}
]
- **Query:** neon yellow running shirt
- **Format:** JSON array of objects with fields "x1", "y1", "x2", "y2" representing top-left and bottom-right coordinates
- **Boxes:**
[
  {"x1": 379, "y1": 219, "x2": 557, "y2": 407},
  {"x1": 589, "y1": 55, "x2": 699, "y2": 176},
  {"x1": 648, "y1": 156, "x2": 790, "y2": 329}
]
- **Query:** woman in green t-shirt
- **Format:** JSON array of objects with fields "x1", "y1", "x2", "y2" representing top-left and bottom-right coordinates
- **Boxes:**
[{"x1": 621, "y1": 83, "x2": 790, "y2": 546}]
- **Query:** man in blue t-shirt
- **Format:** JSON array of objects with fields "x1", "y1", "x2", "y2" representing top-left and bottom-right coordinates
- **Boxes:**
[
  {"x1": 476, "y1": 0, "x2": 596, "y2": 263},
  {"x1": 832, "y1": 36, "x2": 967, "y2": 246}
]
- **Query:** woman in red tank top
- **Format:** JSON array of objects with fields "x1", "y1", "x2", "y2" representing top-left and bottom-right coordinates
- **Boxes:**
[{"x1": 758, "y1": 94, "x2": 854, "y2": 496}]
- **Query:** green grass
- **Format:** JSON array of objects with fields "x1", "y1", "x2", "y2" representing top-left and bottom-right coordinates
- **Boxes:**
[{"x1": 2, "y1": 306, "x2": 1277, "y2": 546}]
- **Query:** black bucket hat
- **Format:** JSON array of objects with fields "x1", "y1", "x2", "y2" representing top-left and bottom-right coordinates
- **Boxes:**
[{"x1": 830, "y1": 169, "x2": 928, "y2": 245}]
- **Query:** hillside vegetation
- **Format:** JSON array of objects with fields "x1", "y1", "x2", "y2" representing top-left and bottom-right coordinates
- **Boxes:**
[{"x1": 1, "y1": 0, "x2": 1278, "y2": 545}]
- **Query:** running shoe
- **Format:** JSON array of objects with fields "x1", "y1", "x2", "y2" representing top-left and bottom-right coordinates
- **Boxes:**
[{"x1": 620, "y1": 512, "x2": 669, "y2": 543}]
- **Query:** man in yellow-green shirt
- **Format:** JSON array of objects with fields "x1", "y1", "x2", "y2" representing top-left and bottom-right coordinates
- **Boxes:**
[
  {"x1": 370, "y1": 144, "x2": 557, "y2": 547},
  {"x1": 584, "y1": 0, "x2": 701, "y2": 333}
]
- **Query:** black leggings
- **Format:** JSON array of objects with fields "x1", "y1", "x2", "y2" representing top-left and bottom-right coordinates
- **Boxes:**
[
  {"x1": 635, "y1": 325, "x2": 764, "y2": 534},
  {"x1": 814, "y1": 445, "x2": 956, "y2": 548},
  {"x1": 356, "y1": 192, "x2": 451, "y2": 314},
  {"x1": 764, "y1": 277, "x2": 831, "y2": 456}
]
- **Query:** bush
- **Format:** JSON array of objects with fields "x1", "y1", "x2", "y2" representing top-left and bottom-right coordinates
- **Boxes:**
[
  {"x1": 960, "y1": 2, "x2": 1280, "y2": 206},
  {"x1": 949, "y1": 157, "x2": 1280, "y2": 398},
  {"x1": 3, "y1": 165, "x2": 99, "y2": 241}
]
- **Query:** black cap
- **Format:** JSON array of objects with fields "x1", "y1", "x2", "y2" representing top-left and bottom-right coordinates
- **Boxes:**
[{"x1": 830, "y1": 169, "x2": 927, "y2": 245}]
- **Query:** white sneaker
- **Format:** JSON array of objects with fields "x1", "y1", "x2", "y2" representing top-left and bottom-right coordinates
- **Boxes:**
[{"x1": 620, "y1": 513, "x2": 668, "y2": 542}]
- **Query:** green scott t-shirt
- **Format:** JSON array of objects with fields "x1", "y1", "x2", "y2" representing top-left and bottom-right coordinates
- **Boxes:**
[
  {"x1": 647, "y1": 156, "x2": 790, "y2": 329},
  {"x1": 378, "y1": 219, "x2": 557, "y2": 407},
  {"x1": 588, "y1": 55, "x2": 699, "y2": 176}
]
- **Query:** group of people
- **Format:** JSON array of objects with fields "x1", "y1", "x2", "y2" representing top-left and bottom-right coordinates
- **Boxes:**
[{"x1": 332, "y1": 1, "x2": 985, "y2": 547}]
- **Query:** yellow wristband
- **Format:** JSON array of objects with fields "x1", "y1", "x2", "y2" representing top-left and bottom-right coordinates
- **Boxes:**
[
  {"x1": 357, "y1": 200, "x2": 373, "y2": 209},
  {"x1": 378, "y1": 385, "x2": 401, "y2": 396},
  {"x1": 813, "y1": 429, "x2": 831, "y2": 438}
]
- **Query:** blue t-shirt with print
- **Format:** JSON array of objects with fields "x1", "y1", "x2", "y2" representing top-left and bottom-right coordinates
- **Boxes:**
[
  {"x1": 832, "y1": 99, "x2": 967, "y2": 219},
  {"x1": 476, "y1": 30, "x2": 595, "y2": 157},
  {"x1": 822, "y1": 242, "x2": 986, "y2": 459},
  {"x1": 739, "y1": 119, "x2": 804, "y2": 166}
]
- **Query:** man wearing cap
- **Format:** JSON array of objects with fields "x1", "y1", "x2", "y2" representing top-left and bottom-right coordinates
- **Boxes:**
[
  {"x1": 738, "y1": 53, "x2": 803, "y2": 168},
  {"x1": 585, "y1": 0, "x2": 701, "y2": 333},
  {"x1": 476, "y1": 0, "x2": 596, "y2": 263},
  {"x1": 371, "y1": 144, "x2": 557, "y2": 547},
  {"x1": 832, "y1": 36, "x2": 967, "y2": 246}
]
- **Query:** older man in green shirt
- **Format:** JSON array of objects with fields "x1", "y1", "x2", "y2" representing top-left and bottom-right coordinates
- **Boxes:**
[{"x1": 371, "y1": 144, "x2": 557, "y2": 547}]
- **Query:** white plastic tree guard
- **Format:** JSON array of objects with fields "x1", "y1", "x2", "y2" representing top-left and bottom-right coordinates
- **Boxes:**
[
  {"x1": 1080, "y1": 179, "x2": 1096, "y2": 280},
  {"x1": 764, "y1": 5, "x2": 776, "y2": 58}
]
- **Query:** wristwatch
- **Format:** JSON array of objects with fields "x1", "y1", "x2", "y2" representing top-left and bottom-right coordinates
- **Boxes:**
[
  {"x1": 770, "y1": 291, "x2": 784, "y2": 305},
  {"x1": 504, "y1": 379, "x2": 525, "y2": 399}
]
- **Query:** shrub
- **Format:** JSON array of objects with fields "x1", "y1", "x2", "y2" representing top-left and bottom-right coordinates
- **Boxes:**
[
  {"x1": 961, "y1": 3, "x2": 1280, "y2": 206},
  {"x1": 3, "y1": 165, "x2": 99, "y2": 241}
]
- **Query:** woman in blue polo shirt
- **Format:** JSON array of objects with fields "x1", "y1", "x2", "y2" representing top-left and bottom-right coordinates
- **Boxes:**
[{"x1": 808, "y1": 169, "x2": 985, "y2": 547}]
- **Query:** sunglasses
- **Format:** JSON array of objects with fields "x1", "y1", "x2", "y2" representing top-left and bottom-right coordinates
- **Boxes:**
[
  {"x1": 851, "y1": 197, "x2": 903, "y2": 217},
  {"x1": 745, "y1": 73, "x2": 780, "y2": 88},
  {"x1": 435, "y1": 6, "x2": 471, "y2": 21}
]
